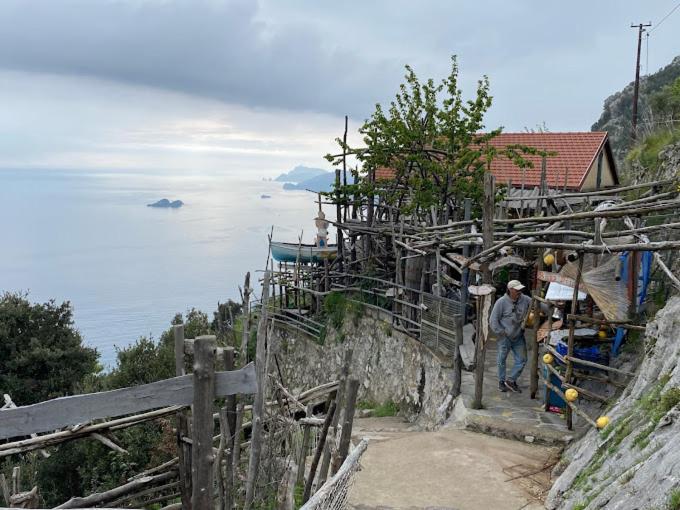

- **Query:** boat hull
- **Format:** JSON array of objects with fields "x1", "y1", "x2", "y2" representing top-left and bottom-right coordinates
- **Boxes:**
[{"x1": 271, "y1": 242, "x2": 337, "y2": 263}]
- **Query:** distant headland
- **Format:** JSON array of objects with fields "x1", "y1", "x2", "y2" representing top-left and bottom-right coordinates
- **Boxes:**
[
  {"x1": 275, "y1": 165, "x2": 334, "y2": 192},
  {"x1": 147, "y1": 198, "x2": 184, "y2": 208}
]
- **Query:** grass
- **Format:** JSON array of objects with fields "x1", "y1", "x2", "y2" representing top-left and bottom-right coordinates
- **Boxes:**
[
  {"x1": 633, "y1": 384, "x2": 680, "y2": 448},
  {"x1": 667, "y1": 488, "x2": 680, "y2": 510},
  {"x1": 626, "y1": 127, "x2": 680, "y2": 177},
  {"x1": 356, "y1": 399, "x2": 399, "y2": 417},
  {"x1": 323, "y1": 291, "x2": 364, "y2": 331}
]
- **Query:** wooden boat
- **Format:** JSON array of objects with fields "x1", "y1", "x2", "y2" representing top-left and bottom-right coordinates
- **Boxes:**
[{"x1": 270, "y1": 242, "x2": 337, "y2": 263}]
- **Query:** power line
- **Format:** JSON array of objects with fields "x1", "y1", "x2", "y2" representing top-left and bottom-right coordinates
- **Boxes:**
[{"x1": 649, "y1": 0, "x2": 680, "y2": 33}]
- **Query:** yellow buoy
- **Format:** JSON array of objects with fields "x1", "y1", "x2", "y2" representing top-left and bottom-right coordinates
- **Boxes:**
[
  {"x1": 543, "y1": 253, "x2": 555, "y2": 266},
  {"x1": 565, "y1": 388, "x2": 579, "y2": 402},
  {"x1": 596, "y1": 416, "x2": 610, "y2": 429},
  {"x1": 526, "y1": 311, "x2": 536, "y2": 327},
  {"x1": 543, "y1": 353, "x2": 554, "y2": 364},
  {"x1": 598, "y1": 330, "x2": 608, "y2": 339}
]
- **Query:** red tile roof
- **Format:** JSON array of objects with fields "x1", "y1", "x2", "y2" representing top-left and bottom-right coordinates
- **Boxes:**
[{"x1": 373, "y1": 132, "x2": 615, "y2": 191}]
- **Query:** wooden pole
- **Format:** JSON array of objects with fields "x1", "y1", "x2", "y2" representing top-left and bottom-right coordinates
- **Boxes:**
[
  {"x1": 302, "y1": 401, "x2": 337, "y2": 503},
  {"x1": 296, "y1": 405, "x2": 313, "y2": 489},
  {"x1": 331, "y1": 379, "x2": 360, "y2": 475},
  {"x1": 564, "y1": 255, "x2": 584, "y2": 430},
  {"x1": 452, "y1": 314, "x2": 464, "y2": 397},
  {"x1": 240, "y1": 272, "x2": 251, "y2": 363},
  {"x1": 472, "y1": 173, "x2": 494, "y2": 410},
  {"x1": 191, "y1": 335, "x2": 216, "y2": 509},
  {"x1": 529, "y1": 249, "x2": 544, "y2": 399},
  {"x1": 244, "y1": 272, "x2": 270, "y2": 509},
  {"x1": 317, "y1": 349, "x2": 352, "y2": 486},
  {"x1": 173, "y1": 324, "x2": 192, "y2": 510},
  {"x1": 461, "y1": 198, "x2": 472, "y2": 322}
]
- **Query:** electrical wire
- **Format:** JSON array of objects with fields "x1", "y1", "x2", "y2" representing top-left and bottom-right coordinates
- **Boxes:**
[{"x1": 649, "y1": 0, "x2": 680, "y2": 33}]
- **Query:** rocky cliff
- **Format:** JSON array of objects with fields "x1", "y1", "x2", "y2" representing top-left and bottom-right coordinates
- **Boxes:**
[
  {"x1": 592, "y1": 55, "x2": 680, "y2": 165},
  {"x1": 546, "y1": 296, "x2": 680, "y2": 510}
]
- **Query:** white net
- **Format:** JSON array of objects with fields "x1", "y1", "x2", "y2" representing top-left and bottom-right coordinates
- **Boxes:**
[{"x1": 300, "y1": 439, "x2": 368, "y2": 510}]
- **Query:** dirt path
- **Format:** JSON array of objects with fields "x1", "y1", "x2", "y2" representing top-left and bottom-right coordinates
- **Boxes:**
[{"x1": 349, "y1": 417, "x2": 559, "y2": 510}]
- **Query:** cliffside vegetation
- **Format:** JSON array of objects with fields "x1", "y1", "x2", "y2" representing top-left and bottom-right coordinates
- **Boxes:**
[
  {"x1": 592, "y1": 55, "x2": 680, "y2": 166},
  {"x1": 0, "y1": 292, "x2": 242, "y2": 507}
]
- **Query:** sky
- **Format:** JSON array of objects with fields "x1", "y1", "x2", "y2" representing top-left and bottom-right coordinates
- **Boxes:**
[{"x1": 1, "y1": 0, "x2": 679, "y2": 176}]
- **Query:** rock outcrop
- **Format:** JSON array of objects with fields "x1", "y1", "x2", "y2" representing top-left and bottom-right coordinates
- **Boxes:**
[
  {"x1": 546, "y1": 296, "x2": 680, "y2": 510},
  {"x1": 147, "y1": 198, "x2": 183, "y2": 208}
]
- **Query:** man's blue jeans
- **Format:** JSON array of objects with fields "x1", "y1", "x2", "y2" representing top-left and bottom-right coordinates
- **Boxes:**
[{"x1": 497, "y1": 333, "x2": 527, "y2": 383}]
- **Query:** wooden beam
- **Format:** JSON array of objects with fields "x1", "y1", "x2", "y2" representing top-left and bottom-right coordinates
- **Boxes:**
[{"x1": 0, "y1": 365, "x2": 256, "y2": 440}]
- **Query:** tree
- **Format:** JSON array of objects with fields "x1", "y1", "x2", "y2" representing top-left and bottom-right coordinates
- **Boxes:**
[
  {"x1": 0, "y1": 292, "x2": 98, "y2": 405},
  {"x1": 326, "y1": 56, "x2": 544, "y2": 221}
]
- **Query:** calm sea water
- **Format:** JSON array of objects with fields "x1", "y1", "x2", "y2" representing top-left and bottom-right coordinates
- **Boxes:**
[{"x1": 0, "y1": 168, "x2": 333, "y2": 367}]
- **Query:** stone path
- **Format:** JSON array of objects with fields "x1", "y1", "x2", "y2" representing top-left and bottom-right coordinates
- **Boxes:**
[
  {"x1": 349, "y1": 417, "x2": 560, "y2": 510},
  {"x1": 452, "y1": 338, "x2": 581, "y2": 445}
]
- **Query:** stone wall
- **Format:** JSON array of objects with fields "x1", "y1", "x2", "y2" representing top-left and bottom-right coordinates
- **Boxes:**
[
  {"x1": 546, "y1": 296, "x2": 680, "y2": 510},
  {"x1": 269, "y1": 308, "x2": 454, "y2": 429}
]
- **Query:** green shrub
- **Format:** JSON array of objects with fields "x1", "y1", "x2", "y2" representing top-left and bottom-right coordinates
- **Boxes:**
[{"x1": 668, "y1": 488, "x2": 680, "y2": 510}]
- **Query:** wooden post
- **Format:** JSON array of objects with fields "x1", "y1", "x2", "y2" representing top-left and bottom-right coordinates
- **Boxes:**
[
  {"x1": 461, "y1": 198, "x2": 472, "y2": 322},
  {"x1": 173, "y1": 324, "x2": 192, "y2": 510},
  {"x1": 472, "y1": 173, "x2": 495, "y2": 410},
  {"x1": 452, "y1": 314, "x2": 464, "y2": 398},
  {"x1": 539, "y1": 155, "x2": 547, "y2": 216},
  {"x1": 244, "y1": 272, "x2": 270, "y2": 510},
  {"x1": 191, "y1": 335, "x2": 216, "y2": 509},
  {"x1": 317, "y1": 349, "x2": 352, "y2": 486},
  {"x1": 331, "y1": 378, "x2": 359, "y2": 475},
  {"x1": 530, "y1": 251, "x2": 544, "y2": 399},
  {"x1": 296, "y1": 405, "x2": 313, "y2": 489},
  {"x1": 302, "y1": 401, "x2": 337, "y2": 503},
  {"x1": 240, "y1": 272, "x2": 251, "y2": 363},
  {"x1": 223, "y1": 347, "x2": 237, "y2": 450},
  {"x1": 565, "y1": 255, "x2": 585, "y2": 430}
]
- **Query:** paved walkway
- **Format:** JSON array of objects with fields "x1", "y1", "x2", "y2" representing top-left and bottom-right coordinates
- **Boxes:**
[
  {"x1": 453, "y1": 338, "x2": 580, "y2": 445},
  {"x1": 349, "y1": 417, "x2": 560, "y2": 510}
]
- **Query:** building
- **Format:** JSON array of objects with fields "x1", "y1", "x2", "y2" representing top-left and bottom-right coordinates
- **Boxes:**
[{"x1": 374, "y1": 131, "x2": 619, "y2": 192}]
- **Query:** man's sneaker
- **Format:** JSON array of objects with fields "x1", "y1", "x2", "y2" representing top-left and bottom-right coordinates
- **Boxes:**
[
  {"x1": 498, "y1": 380, "x2": 507, "y2": 392},
  {"x1": 505, "y1": 380, "x2": 521, "y2": 393}
]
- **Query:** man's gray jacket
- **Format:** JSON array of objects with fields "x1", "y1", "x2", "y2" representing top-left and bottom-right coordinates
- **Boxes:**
[{"x1": 489, "y1": 293, "x2": 532, "y2": 341}]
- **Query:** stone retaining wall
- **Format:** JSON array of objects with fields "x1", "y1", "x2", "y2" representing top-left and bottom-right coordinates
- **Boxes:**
[{"x1": 269, "y1": 308, "x2": 454, "y2": 429}]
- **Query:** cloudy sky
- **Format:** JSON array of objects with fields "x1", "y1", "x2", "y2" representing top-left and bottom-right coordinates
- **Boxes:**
[{"x1": 1, "y1": 0, "x2": 678, "y2": 176}]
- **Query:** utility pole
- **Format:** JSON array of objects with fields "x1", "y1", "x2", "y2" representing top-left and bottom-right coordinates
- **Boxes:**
[{"x1": 630, "y1": 22, "x2": 652, "y2": 142}]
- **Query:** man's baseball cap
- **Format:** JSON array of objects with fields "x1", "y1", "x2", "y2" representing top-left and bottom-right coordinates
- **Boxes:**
[{"x1": 507, "y1": 280, "x2": 526, "y2": 291}]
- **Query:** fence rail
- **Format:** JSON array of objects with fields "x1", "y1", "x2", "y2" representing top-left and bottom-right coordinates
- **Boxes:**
[{"x1": 0, "y1": 364, "x2": 256, "y2": 440}]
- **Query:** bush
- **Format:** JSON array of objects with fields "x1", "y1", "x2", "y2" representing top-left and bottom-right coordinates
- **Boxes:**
[{"x1": 0, "y1": 291, "x2": 99, "y2": 405}]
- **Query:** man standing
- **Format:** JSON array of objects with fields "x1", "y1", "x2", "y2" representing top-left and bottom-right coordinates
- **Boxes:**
[{"x1": 490, "y1": 280, "x2": 532, "y2": 393}]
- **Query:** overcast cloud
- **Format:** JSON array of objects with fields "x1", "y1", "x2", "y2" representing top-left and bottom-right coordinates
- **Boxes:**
[{"x1": 0, "y1": 0, "x2": 678, "y2": 173}]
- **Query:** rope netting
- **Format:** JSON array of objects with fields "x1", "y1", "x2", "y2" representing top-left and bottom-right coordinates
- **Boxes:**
[{"x1": 300, "y1": 438, "x2": 368, "y2": 510}]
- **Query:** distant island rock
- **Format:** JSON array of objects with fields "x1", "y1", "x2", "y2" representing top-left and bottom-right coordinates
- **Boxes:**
[
  {"x1": 147, "y1": 199, "x2": 184, "y2": 208},
  {"x1": 275, "y1": 165, "x2": 329, "y2": 184}
]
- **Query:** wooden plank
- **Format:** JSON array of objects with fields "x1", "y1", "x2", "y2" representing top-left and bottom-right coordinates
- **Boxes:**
[
  {"x1": 536, "y1": 271, "x2": 576, "y2": 286},
  {"x1": 0, "y1": 364, "x2": 256, "y2": 440}
]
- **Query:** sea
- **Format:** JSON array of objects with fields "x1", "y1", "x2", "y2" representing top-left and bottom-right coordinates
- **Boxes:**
[{"x1": 0, "y1": 168, "x2": 334, "y2": 368}]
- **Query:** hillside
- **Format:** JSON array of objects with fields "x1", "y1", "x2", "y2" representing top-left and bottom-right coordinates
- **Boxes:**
[
  {"x1": 274, "y1": 165, "x2": 328, "y2": 183},
  {"x1": 592, "y1": 55, "x2": 680, "y2": 165},
  {"x1": 282, "y1": 171, "x2": 335, "y2": 192}
]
